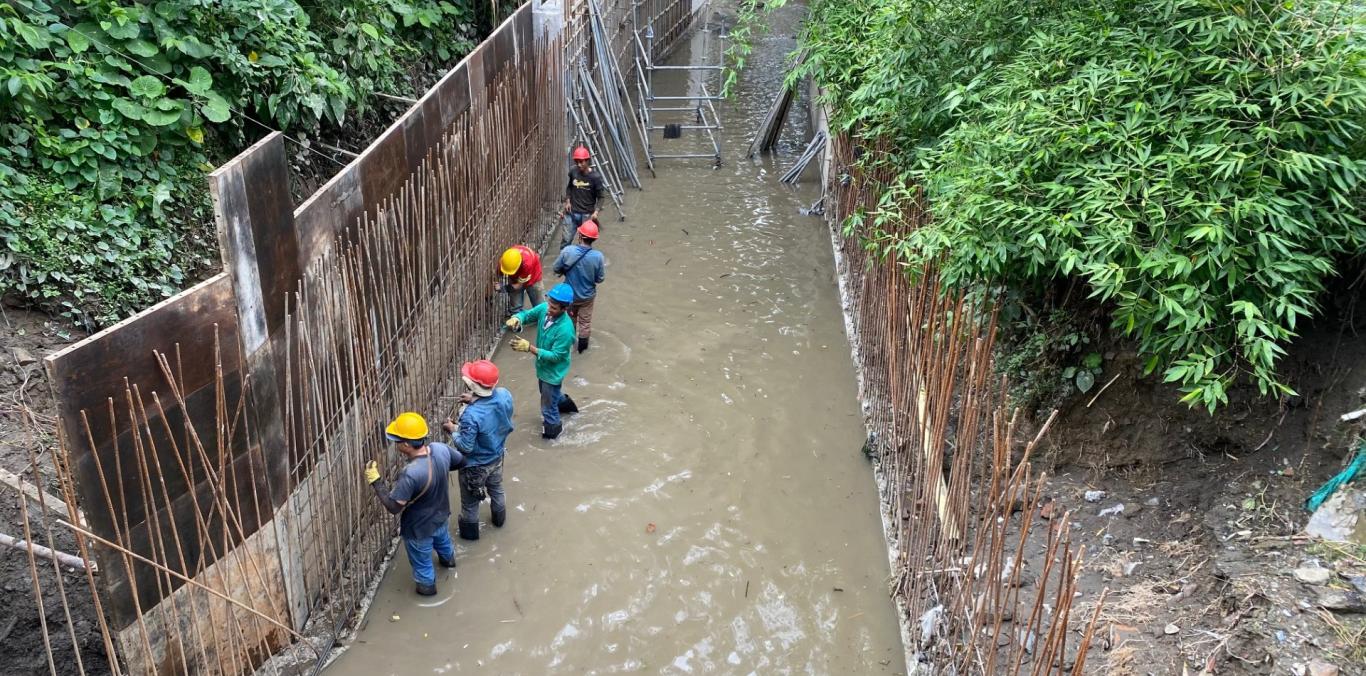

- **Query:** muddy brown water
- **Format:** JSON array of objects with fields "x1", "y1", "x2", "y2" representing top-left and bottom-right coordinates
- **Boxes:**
[{"x1": 324, "y1": 6, "x2": 903, "y2": 674}]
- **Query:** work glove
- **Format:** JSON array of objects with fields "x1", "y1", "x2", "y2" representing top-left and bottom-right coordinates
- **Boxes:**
[
  {"x1": 505, "y1": 316, "x2": 521, "y2": 331},
  {"x1": 510, "y1": 337, "x2": 532, "y2": 353},
  {"x1": 364, "y1": 460, "x2": 380, "y2": 485}
]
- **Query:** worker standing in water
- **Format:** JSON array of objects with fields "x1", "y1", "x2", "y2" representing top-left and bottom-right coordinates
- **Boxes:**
[
  {"x1": 498, "y1": 245, "x2": 543, "y2": 317},
  {"x1": 554, "y1": 220, "x2": 605, "y2": 354},
  {"x1": 364, "y1": 412, "x2": 464, "y2": 596},
  {"x1": 441, "y1": 359, "x2": 515, "y2": 541},
  {"x1": 506, "y1": 283, "x2": 579, "y2": 439},
  {"x1": 561, "y1": 146, "x2": 605, "y2": 248}
]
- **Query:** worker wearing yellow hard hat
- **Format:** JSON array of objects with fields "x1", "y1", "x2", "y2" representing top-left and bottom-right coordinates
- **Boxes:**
[
  {"x1": 497, "y1": 244, "x2": 543, "y2": 318},
  {"x1": 364, "y1": 411, "x2": 467, "y2": 596}
]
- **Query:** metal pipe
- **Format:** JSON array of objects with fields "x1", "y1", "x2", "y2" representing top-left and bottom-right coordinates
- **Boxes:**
[
  {"x1": 649, "y1": 124, "x2": 721, "y2": 130},
  {"x1": 647, "y1": 65, "x2": 725, "y2": 71},
  {"x1": 650, "y1": 95, "x2": 724, "y2": 101},
  {"x1": 651, "y1": 153, "x2": 722, "y2": 159}
]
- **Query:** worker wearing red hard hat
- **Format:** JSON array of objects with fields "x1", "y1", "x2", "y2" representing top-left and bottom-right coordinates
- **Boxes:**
[
  {"x1": 561, "y1": 145, "x2": 605, "y2": 248},
  {"x1": 497, "y1": 244, "x2": 543, "y2": 317},
  {"x1": 553, "y1": 219, "x2": 606, "y2": 353},
  {"x1": 440, "y1": 359, "x2": 514, "y2": 541}
]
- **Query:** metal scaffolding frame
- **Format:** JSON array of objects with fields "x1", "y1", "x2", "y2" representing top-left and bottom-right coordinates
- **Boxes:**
[{"x1": 631, "y1": 0, "x2": 725, "y2": 167}]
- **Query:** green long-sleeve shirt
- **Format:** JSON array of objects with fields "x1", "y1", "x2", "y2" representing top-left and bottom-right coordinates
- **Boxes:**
[{"x1": 514, "y1": 303, "x2": 576, "y2": 385}]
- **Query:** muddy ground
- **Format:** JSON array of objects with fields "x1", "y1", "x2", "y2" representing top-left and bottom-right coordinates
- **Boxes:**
[
  {"x1": 0, "y1": 307, "x2": 108, "y2": 675},
  {"x1": 1026, "y1": 299, "x2": 1366, "y2": 675}
]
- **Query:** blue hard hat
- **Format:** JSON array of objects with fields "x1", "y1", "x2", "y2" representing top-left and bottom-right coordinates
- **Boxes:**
[{"x1": 548, "y1": 283, "x2": 574, "y2": 304}]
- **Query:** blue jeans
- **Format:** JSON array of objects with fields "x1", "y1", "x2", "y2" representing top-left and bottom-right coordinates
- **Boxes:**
[
  {"x1": 504, "y1": 281, "x2": 542, "y2": 316},
  {"x1": 404, "y1": 523, "x2": 455, "y2": 586},
  {"x1": 539, "y1": 379, "x2": 565, "y2": 427},
  {"x1": 562, "y1": 211, "x2": 592, "y2": 248}
]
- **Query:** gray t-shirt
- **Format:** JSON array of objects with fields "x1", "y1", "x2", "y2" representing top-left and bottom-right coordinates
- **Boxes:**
[{"x1": 390, "y1": 442, "x2": 462, "y2": 540}]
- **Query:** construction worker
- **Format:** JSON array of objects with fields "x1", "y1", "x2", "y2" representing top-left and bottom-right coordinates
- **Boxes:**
[
  {"x1": 554, "y1": 220, "x2": 606, "y2": 353},
  {"x1": 364, "y1": 412, "x2": 464, "y2": 596},
  {"x1": 498, "y1": 245, "x2": 543, "y2": 317},
  {"x1": 440, "y1": 359, "x2": 514, "y2": 541},
  {"x1": 561, "y1": 146, "x2": 605, "y2": 248},
  {"x1": 505, "y1": 282, "x2": 579, "y2": 439}
]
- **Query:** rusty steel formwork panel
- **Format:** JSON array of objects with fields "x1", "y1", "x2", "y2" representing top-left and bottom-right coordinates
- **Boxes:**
[
  {"x1": 825, "y1": 133, "x2": 1104, "y2": 674},
  {"x1": 31, "y1": 4, "x2": 568, "y2": 675}
]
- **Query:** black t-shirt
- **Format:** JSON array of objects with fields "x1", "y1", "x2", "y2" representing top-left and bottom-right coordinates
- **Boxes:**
[{"x1": 566, "y1": 167, "x2": 606, "y2": 214}]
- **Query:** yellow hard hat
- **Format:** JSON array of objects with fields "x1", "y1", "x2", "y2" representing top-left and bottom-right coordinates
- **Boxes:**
[
  {"x1": 385, "y1": 412, "x2": 429, "y2": 442},
  {"x1": 499, "y1": 247, "x2": 523, "y2": 276}
]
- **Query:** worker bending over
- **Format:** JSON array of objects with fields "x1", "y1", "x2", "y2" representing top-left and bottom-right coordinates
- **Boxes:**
[
  {"x1": 506, "y1": 283, "x2": 579, "y2": 439},
  {"x1": 498, "y1": 245, "x2": 542, "y2": 317},
  {"x1": 554, "y1": 220, "x2": 606, "y2": 353},
  {"x1": 365, "y1": 412, "x2": 464, "y2": 596},
  {"x1": 561, "y1": 146, "x2": 605, "y2": 248},
  {"x1": 441, "y1": 360, "x2": 515, "y2": 541}
]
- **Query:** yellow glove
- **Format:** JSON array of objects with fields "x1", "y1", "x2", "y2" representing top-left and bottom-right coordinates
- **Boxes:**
[
  {"x1": 510, "y1": 337, "x2": 531, "y2": 352},
  {"x1": 364, "y1": 460, "x2": 380, "y2": 485},
  {"x1": 505, "y1": 316, "x2": 521, "y2": 330}
]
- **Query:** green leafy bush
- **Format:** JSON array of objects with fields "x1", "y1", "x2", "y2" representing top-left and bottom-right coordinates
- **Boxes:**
[
  {"x1": 797, "y1": 0, "x2": 1366, "y2": 411},
  {"x1": 1, "y1": 0, "x2": 477, "y2": 326}
]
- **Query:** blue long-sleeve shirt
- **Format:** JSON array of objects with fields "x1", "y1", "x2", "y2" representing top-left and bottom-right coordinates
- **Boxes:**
[
  {"x1": 553, "y1": 244, "x2": 605, "y2": 300},
  {"x1": 451, "y1": 388, "x2": 515, "y2": 466}
]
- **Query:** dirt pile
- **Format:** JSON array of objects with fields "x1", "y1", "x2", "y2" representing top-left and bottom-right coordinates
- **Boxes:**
[{"x1": 1030, "y1": 310, "x2": 1366, "y2": 674}]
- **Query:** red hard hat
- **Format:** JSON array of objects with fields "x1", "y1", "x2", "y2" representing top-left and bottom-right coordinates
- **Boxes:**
[
  {"x1": 461, "y1": 359, "x2": 499, "y2": 388},
  {"x1": 572, "y1": 146, "x2": 591, "y2": 161},
  {"x1": 577, "y1": 220, "x2": 600, "y2": 239}
]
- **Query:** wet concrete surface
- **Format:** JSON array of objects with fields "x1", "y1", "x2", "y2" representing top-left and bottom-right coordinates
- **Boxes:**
[{"x1": 325, "y1": 4, "x2": 903, "y2": 673}]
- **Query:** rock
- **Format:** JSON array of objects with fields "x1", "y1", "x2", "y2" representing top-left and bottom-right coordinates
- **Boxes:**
[
  {"x1": 1106, "y1": 622, "x2": 1140, "y2": 650},
  {"x1": 1084, "y1": 490, "x2": 1107, "y2": 503},
  {"x1": 1145, "y1": 496, "x2": 1160, "y2": 507},
  {"x1": 11, "y1": 347, "x2": 36, "y2": 365},
  {"x1": 1039, "y1": 499, "x2": 1060, "y2": 520},
  {"x1": 1346, "y1": 574, "x2": 1366, "y2": 594},
  {"x1": 1099, "y1": 503, "x2": 1125, "y2": 517},
  {"x1": 1316, "y1": 589, "x2": 1366, "y2": 613},
  {"x1": 1163, "y1": 623, "x2": 1180, "y2": 635},
  {"x1": 1304, "y1": 487, "x2": 1365, "y2": 545},
  {"x1": 1123, "y1": 502, "x2": 1144, "y2": 518},
  {"x1": 1307, "y1": 659, "x2": 1340, "y2": 676},
  {"x1": 1294, "y1": 566, "x2": 1332, "y2": 585}
]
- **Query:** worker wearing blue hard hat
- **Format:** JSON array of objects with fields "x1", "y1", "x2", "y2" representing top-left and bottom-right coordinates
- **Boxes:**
[{"x1": 505, "y1": 282, "x2": 579, "y2": 439}]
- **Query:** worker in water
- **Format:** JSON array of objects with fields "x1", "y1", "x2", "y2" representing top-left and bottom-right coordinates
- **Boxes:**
[
  {"x1": 498, "y1": 245, "x2": 543, "y2": 317},
  {"x1": 561, "y1": 146, "x2": 605, "y2": 248},
  {"x1": 505, "y1": 282, "x2": 579, "y2": 439},
  {"x1": 440, "y1": 359, "x2": 515, "y2": 542},
  {"x1": 554, "y1": 220, "x2": 606, "y2": 353},
  {"x1": 364, "y1": 412, "x2": 464, "y2": 596}
]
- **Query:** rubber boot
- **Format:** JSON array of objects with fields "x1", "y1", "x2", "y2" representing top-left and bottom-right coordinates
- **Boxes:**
[
  {"x1": 558, "y1": 394, "x2": 579, "y2": 414},
  {"x1": 457, "y1": 519, "x2": 480, "y2": 541},
  {"x1": 492, "y1": 506, "x2": 507, "y2": 528},
  {"x1": 542, "y1": 422, "x2": 562, "y2": 439},
  {"x1": 438, "y1": 555, "x2": 457, "y2": 569},
  {"x1": 577, "y1": 336, "x2": 590, "y2": 353},
  {"x1": 416, "y1": 582, "x2": 437, "y2": 596}
]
